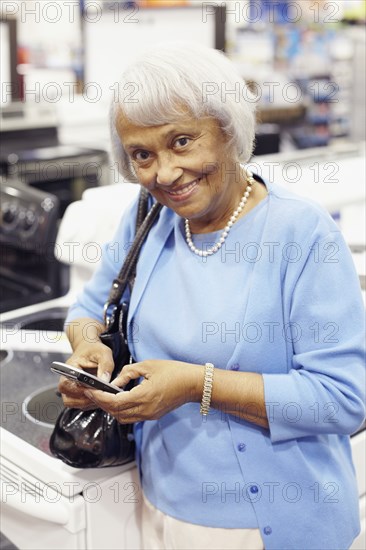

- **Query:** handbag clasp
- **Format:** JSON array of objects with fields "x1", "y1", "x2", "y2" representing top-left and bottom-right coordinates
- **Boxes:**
[{"x1": 103, "y1": 301, "x2": 118, "y2": 328}]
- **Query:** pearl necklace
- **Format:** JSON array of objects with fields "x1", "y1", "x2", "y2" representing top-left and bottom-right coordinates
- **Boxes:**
[{"x1": 184, "y1": 169, "x2": 255, "y2": 257}]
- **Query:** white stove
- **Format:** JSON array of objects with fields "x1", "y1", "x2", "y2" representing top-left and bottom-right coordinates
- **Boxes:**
[
  {"x1": 0, "y1": 183, "x2": 141, "y2": 550},
  {"x1": 0, "y1": 294, "x2": 142, "y2": 550}
]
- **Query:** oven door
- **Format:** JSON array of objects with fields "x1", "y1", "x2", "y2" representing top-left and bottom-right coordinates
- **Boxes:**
[
  {"x1": 1, "y1": 455, "x2": 86, "y2": 550},
  {"x1": 0, "y1": 428, "x2": 142, "y2": 550},
  {"x1": 0, "y1": 268, "x2": 53, "y2": 314}
]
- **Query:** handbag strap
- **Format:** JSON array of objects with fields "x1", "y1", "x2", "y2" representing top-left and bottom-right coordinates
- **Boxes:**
[
  {"x1": 129, "y1": 186, "x2": 150, "y2": 284},
  {"x1": 103, "y1": 188, "x2": 162, "y2": 326},
  {"x1": 135, "y1": 186, "x2": 150, "y2": 234}
]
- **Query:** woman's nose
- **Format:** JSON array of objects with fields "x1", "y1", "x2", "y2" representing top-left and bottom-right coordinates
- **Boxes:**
[{"x1": 155, "y1": 155, "x2": 183, "y2": 186}]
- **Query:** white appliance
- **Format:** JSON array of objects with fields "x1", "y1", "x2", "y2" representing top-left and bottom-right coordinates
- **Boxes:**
[
  {"x1": 252, "y1": 141, "x2": 366, "y2": 248},
  {"x1": 1, "y1": 183, "x2": 141, "y2": 550},
  {"x1": 1, "y1": 432, "x2": 141, "y2": 550}
]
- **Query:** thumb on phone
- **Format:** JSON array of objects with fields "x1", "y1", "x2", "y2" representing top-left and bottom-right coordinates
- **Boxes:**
[{"x1": 96, "y1": 346, "x2": 115, "y2": 382}]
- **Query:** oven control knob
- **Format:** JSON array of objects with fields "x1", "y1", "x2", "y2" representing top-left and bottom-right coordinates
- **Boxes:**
[
  {"x1": 21, "y1": 209, "x2": 37, "y2": 232},
  {"x1": 2, "y1": 202, "x2": 18, "y2": 225}
]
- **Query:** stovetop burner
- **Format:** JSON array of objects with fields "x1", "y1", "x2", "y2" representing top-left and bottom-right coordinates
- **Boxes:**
[{"x1": 0, "y1": 349, "x2": 69, "y2": 456}]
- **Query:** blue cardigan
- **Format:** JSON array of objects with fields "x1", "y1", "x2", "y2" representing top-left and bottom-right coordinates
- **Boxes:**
[{"x1": 66, "y1": 179, "x2": 365, "y2": 549}]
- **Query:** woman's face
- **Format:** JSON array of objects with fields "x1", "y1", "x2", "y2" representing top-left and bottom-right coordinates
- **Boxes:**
[{"x1": 116, "y1": 111, "x2": 246, "y2": 233}]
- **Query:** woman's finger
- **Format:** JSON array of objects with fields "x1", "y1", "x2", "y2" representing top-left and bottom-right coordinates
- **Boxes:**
[
  {"x1": 58, "y1": 376, "x2": 97, "y2": 409},
  {"x1": 84, "y1": 386, "x2": 142, "y2": 410},
  {"x1": 96, "y1": 352, "x2": 115, "y2": 382},
  {"x1": 65, "y1": 344, "x2": 115, "y2": 382},
  {"x1": 58, "y1": 376, "x2": 84, "y2": 396},
  {"x1": 61, "y1": 393, "x2": 97, "y2": 410},
  {"x1": 83, "y1": 389, "x2": 144, "y2": 422},
  {"x1": 112, "y1": 362, "x2": 150, "y2": 387}
]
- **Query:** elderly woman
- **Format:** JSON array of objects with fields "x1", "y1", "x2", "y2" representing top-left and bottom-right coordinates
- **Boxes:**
[{"x1": 60, "y1": 43, "x2": 365, "y2": 550}]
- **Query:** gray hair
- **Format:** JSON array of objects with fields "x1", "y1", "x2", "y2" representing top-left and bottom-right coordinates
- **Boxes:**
[{"x1": 110, "y1": 42, "x2": 257, "y2": 182}]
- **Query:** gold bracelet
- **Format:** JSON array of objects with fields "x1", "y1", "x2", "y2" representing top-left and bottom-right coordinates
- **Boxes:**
[{"x1": 200, "y1": 363, "x2": 215, "y2": 416}]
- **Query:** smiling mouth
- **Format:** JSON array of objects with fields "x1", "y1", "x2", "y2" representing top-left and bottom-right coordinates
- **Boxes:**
[{"x1": 165, "y1": 178, "x2": 201, "y2": 197}]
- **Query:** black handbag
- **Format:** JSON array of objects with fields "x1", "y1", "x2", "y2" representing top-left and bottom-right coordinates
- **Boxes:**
[{"x1": 49, "y1": 188, "x2": 162, "y2": 468}]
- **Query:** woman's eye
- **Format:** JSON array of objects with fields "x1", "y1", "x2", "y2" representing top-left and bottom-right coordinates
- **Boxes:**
[
  {"x1": 133, "y1": 150, "x2": 150, "y2": 162},
  {"x1": 174, "y1": 137, "x2": 190, "y2": 148}
]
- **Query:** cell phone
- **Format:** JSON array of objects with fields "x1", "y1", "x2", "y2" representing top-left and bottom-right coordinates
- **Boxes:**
[{"x1": 50, "y1": 361, "x2": 123, "y2": 394}]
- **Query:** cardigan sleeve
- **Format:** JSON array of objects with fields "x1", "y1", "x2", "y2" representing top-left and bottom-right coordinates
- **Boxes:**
[
  {"x1": 263, "y1": 228, "x2": 365, "y2": 443},
  {"x1": 65, "y1": 195, "x2": 139, "y2": 325}
]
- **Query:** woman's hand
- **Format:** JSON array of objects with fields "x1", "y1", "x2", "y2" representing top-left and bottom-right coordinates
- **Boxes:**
[
  {"x1": 58, "y1": 342, "x2": 115, "y2": 410},
  {"x1": 82, "y1": 360, "x2": 204, "y2": 422}
]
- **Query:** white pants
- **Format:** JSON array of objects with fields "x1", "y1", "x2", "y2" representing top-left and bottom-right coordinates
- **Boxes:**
[{"x1": 141, "y1": 494, "x2": 264, "y2": 550}]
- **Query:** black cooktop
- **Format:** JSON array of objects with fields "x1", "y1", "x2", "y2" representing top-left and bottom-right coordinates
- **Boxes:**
[{"x1": 0, "y1": 349, "x2": 69, "y2": 456}]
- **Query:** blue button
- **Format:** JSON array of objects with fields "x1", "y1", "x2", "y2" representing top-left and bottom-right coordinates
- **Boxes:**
[
  {"x1": 237, "y1": 443, "x2": 246, "y2": 452},
  {"x1": 230, "y1": 363, "x2": 240, "y2": 371},
  {"x1": 263, "y1": 526, "x2": 272, "y2": 535},
  {"x1": 250, "y1": 485, "x2": 258, "y2": 494}
]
